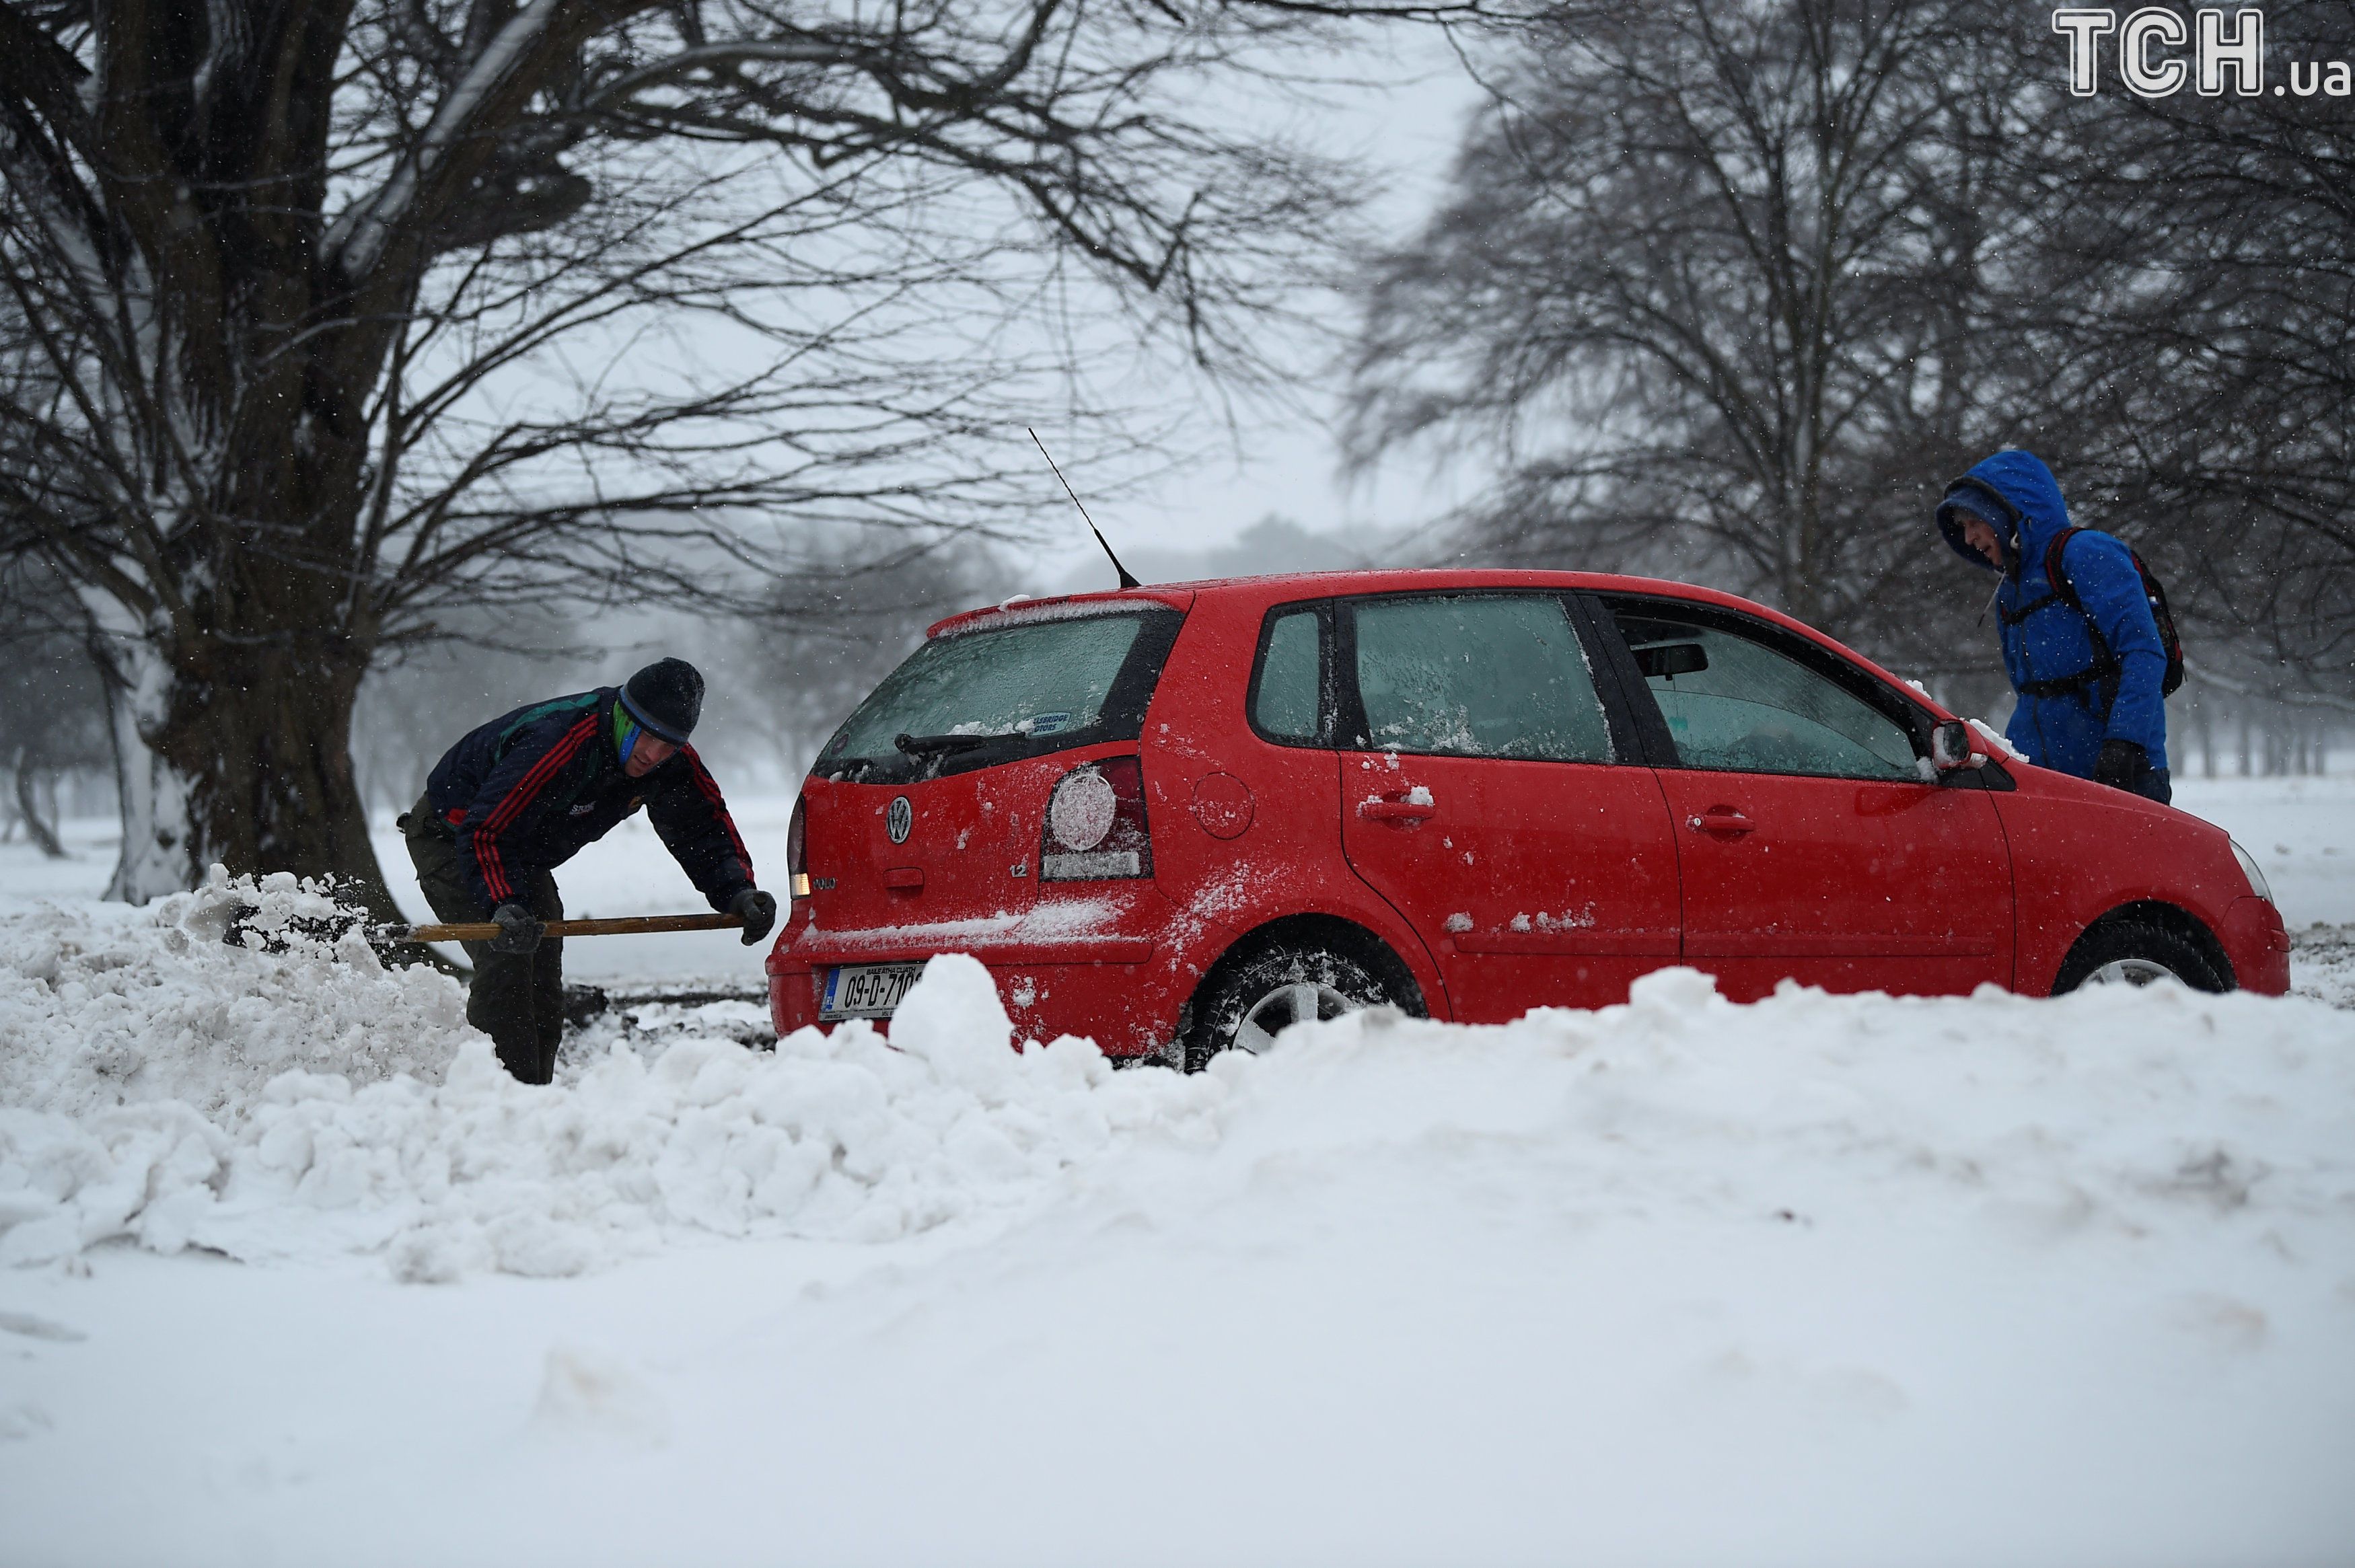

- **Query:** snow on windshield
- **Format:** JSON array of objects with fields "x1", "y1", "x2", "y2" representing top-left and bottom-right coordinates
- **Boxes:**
[{"x1": 819, "y1": 606, "x2": 1169, "y2": 769}]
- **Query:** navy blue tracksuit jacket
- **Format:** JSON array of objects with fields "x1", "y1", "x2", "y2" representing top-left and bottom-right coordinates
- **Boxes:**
[
  {"x1": 1936, "y1": 450, "x2": 2169, "y2": 778},
  {"x1": 423, "y1": 688, "x2": 755, "y2": 916}
]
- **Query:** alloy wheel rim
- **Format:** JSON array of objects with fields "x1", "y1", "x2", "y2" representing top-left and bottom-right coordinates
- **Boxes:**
[
  {"x1": 2085, "y1": 957, "x2": 2181, "y2": 988},
  {"x1": 1233, "y1": 980, "x2": 1358, "y2": 1054}
]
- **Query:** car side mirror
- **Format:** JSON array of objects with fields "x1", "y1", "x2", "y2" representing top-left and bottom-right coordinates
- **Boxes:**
[{"x1": 1930, "y1": 718, "x2": 1976, "y2": 772}]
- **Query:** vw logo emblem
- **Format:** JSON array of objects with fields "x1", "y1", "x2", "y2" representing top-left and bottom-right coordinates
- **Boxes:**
[{"x1": 887, "y1": 796, "x2": 912, "y2": 844}]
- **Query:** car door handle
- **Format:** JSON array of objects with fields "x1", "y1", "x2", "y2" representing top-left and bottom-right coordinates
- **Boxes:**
[
  {"x1": 1688, "y1": 808, "x2": 1755, "y2": 836},
  {"x1": 1359, "y1": 796, "x2": 1437, "y2": 824}
]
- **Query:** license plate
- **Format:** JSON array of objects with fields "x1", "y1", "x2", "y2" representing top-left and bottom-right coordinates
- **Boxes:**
[{"x1": 821, "y1": 963, "x2": 925, "y2": 1020}]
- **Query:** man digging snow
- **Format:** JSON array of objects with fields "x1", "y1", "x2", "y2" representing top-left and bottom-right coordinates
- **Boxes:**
[{"x1": 400, "y1": 658, "x2": 777, "y2": 1083}]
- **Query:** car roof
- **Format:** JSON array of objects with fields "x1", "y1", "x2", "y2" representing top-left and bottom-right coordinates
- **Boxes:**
[{"x1": 925, "y1": 569, "x2": 1953, "y2": 720}]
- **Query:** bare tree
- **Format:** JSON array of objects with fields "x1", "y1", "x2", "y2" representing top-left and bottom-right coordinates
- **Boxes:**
[
  {"x1": 345, "y1": 601, "x2": 587, "y2": 816},
  {"x1": 717, "y1": 530, "x2": 1015, "y2": 778},
  {"x1": 0, "y1": 556, "x2": 112, "y2": 857},
  {"x1": 1345, "y1": 0, "x2": 2060, "y2": 652},
  {"x1": 1349, "y1": 0, "x2": 2352, "y2": 704},
  {"x1": 2017, "y1": 3, "x2": 2355, "y2": 700},
  {"x1": 0, "y1": 0, "x2": 1474, "y2": 912}
]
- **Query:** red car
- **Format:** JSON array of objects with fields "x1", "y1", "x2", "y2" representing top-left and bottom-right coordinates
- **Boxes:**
[{"x1": 767, "y1": 570, "x2": 2289, "y2": 1066}]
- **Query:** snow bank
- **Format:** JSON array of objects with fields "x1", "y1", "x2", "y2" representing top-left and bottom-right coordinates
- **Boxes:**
[
  {"x1": 7, "y1": 889, "x2": 2355, "y2": 1564},
  {"x1": 5, "y1": 876, "x2": 2352, "y2": 1302},
  {"x1": 0, "y1": 884, "x2": 1212, "y2": 1275},
  {"x1": 1, "y1": 870, "x2": 467, "y2": 1123},
  {"x1": 1220, "y1": 967, "x2": 2354, "y2": 1250}
]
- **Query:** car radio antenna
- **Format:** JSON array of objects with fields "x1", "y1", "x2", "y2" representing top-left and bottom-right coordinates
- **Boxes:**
[{"x1": 1028, "y1": 426, "x2": 1140, "y2": 589}]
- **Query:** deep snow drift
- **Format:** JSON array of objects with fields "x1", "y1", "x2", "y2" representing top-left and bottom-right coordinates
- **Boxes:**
[
  {"x1": 15, "y1": 876, "x2": 2345, "y2": 1289},
  {"x1": 3, "y1": 864, "x2": 2354, "y2": 1563},
  {"x1": 0, "y1": 875, "x2": 1216, "y2": 1278}
]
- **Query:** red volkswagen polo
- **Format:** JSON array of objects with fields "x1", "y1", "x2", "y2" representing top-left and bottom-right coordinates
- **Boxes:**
[{"x1": 767, "y1": 571, "x2": 2290, "y2": 1066}]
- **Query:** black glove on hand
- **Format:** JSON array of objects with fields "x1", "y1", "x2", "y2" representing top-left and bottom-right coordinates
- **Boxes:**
[
  {"x1": 489, "y1": 901, "x2": 544, "y2": 955},
  {"x1": 731, "y1": 887, "x2": 778, "y2": 946},
  {"x1": 2093, "y1": 739, "x2": 2149, "y2": 792}
]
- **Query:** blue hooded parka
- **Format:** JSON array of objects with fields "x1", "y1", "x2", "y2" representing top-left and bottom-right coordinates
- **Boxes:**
[{"x1": 1936, "y1": 450, "x2": 2168, "y2": 778}]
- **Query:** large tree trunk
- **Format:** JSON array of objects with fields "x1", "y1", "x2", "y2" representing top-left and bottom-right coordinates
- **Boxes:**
[
  {"x1": 98, "y1": 631, "x2": 193, "y2": 902},
  {"x1": 106, "y1": 622, "x2": 400, "y2": 916},
  {"x1": 93, "y1": 392, "x2": 401, "y2": 916},
  {"x1": 85, "y1": 139, "x2": 404, "y2": 911}
]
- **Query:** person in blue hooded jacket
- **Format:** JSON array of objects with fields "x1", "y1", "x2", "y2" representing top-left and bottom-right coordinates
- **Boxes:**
[{"x1": 1936, "y1": 449, "x2": 2171, "y2": 803}]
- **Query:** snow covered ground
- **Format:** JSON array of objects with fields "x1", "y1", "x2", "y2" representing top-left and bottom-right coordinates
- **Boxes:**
[
  {"x1": 2, "y1": 774, "x2": 2352, "y2": 1565},
  {"x1": 2173, "y1": 772, "x2": 2355, "y2": 1008},
  {"x1": 2173, "y1": 770, "x2": 2355, "y2": 929}
]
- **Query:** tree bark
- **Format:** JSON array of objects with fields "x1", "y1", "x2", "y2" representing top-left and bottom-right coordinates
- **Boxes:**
[
  {"x1": 116, "y1": 631, "x2": 395, "y2": 916},
  {"x1": 93, "y1": 548, "x2": 402, "y2": 912}
]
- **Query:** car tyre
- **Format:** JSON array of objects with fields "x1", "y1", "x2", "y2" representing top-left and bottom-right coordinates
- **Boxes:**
[
  {"x1": 2052, "y1": 920, "x2": 2229, "y2": 995},
  {"x1": 1180, "y1": 942, "x2": 1405, "y2": 1073}
]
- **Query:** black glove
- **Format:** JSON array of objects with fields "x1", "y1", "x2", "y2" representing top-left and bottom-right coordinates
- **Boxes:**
[
  {"x1": 2093, "y1": 739, "x2": 2148, "y2": 792},
  {"x1": 488, "y1": 902, "x2": 544, "y2": 955},
  {"x1": 730, "y1": 886, "x2": 778, "y2": 946}
]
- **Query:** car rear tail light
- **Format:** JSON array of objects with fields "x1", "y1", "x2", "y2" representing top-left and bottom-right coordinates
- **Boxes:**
[
  {"x1": 788, "y1": 793, "x2": 810, "y2": 899},
  {"x1": 1042, "y1": 757, "x2": 1152, "y2": 881}
]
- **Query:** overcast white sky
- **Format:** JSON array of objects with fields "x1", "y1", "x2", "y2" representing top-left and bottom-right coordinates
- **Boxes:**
[{"x1": 1021, "y1": 30, "x2": 1490, "y2": 587}]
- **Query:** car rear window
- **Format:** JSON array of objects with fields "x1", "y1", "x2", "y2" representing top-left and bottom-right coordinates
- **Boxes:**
[{"x1": 816, "y1": 604, "x2": 1184, "y2": 782}]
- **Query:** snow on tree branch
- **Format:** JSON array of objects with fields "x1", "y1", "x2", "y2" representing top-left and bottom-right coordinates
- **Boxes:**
[{"x1": 330, "y1": 0, "x2": 570, "y2": 279}]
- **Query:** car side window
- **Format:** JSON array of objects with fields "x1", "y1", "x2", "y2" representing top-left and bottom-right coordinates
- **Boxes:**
[
  {"x1": 1610, "y1": 607, "x2": 1920, "y2": 781},
  {"x1": 1348, "y1": 594, "x2": 1614, "y2": 762},
  {"x1": 1251, "y1": 606, "x2": 1325, "y2": 743}
]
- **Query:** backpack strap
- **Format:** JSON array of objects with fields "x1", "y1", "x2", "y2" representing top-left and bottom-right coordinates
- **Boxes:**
[
  {"x1": 2041, "y1": 527, "x2": 2087, "y2": 613},
  {"x1": 2021, "y1": 527, "x2": 2120, "y2": 704},
  {"x1": 1992, "y1": 530, "x2": 2078, "y2": 630}
]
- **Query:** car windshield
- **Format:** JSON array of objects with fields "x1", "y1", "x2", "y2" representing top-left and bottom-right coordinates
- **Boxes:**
[{"x1": 818, "y1": 604, "x2": 1184, "y2": 782}]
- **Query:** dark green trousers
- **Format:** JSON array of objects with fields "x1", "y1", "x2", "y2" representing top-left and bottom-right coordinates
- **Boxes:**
[{"x1": 401, "y1": 796, "x2": 566, "y2": 1084}]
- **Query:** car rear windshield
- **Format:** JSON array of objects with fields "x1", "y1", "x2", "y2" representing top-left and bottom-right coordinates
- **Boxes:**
[{"x1": 816, "y1": 603, "x2": 1185, "y2": 782}]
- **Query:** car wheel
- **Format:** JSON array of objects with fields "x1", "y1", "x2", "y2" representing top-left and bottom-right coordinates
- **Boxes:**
[
  {"x1": 1180, "y1": 943, "x2": 1403, "y2": 1073},
  {"x1": 2052, "y1": 920, "x2": 2229, "y2": 995}
]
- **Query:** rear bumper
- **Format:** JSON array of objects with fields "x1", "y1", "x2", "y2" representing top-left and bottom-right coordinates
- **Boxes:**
[
  {"x1": 766, "y1": 923, "x2": 1174, "y2": 1056},
  {"x1": 2220, "y1": 895, "x2": 2291, "y2": 996}
]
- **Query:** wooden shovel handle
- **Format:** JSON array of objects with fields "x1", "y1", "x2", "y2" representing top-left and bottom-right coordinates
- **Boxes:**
[{"x1": 382, "y1": 912, "x2": 744, "y2": 942}]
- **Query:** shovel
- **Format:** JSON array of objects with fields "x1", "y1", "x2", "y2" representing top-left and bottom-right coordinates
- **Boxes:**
[{"x1": 374, "y1": 912, "x2": 746, "y2": 943}]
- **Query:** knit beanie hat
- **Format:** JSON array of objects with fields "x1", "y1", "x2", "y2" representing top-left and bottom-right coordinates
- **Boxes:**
[{"x1": 620, "y1": 657, "x2": 704, "y2": 743}]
